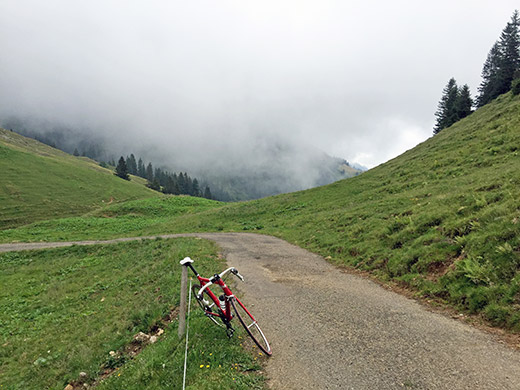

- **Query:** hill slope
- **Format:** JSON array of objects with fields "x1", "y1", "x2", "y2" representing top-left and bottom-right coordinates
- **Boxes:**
[
  {"x1": 0, "y1": 128, "x2": 158, "y2": 229},
  {"x1": 158, "y1": 92, "x2": 519, "y2": 329},
  {"x1": 1, "y1": 93, "x2": 519, "y2": 329}
]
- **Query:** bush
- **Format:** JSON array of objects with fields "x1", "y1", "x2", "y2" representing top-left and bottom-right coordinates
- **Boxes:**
[
  {"x1": 484, "y1": 303, "x2": 510, "y2": 327},
  {"x1": 512, "y1": 78, "x2": 520, "y2": 96}
]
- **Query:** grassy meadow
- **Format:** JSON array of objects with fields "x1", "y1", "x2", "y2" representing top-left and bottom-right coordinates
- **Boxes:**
[
  {"x1": 0, "y1": 238, "x2": 264, "y2": 389},
  {"x1": 1, "y1": 91, "x2": 520, "y2": 388},
  {"x1": 0, "y1": 128, "x2": 158, "y2": 229},
  {"x1": 3, "y1": 92, "x2": 519, "y2": 331}
]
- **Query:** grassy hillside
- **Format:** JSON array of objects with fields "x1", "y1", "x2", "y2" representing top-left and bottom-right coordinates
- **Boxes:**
[
  {"x1": 2, "y1": 93, "x2": 519, "y2": 331},
  {"x1": 0, "y1": 128, "x2": 158, "y2": 229},
  {"x1": 0, "y1": 238, "x2": 265, "y2": 389},
  {"x1": 169, "y1": 92, "x2": 518, "y2": 329},
  {"x1": 164, "y1": 92, "x2": 519, "y2": 329}
]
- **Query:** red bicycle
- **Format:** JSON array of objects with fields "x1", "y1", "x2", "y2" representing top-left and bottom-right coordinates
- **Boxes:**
[{"x1": 180, "y1": 257, "x2": 272, "y2": 356}]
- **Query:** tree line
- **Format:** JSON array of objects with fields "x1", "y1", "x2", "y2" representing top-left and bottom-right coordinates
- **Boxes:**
[
  {"x1": 434, "y1": 10, "x2": 520, "y2": 134},
  {"x1": 114, "y1": 154, "x2": 212, "y2": 199}
]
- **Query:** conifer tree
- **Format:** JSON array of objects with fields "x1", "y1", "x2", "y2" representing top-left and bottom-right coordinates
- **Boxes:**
[
  {"x1": 73, "y1": 148, "x2": 80, "y2": 156},
  {"x1": 146, "y1": 163, "x2": 154, "y2": 182},
  {"x1": 434, "y1": 78, "x2": 459, "y2": 134},
  {"x1": 126, "y1": 154, "x2": 137, "y2": 175},
  {"x1": 137, "y1": 158, "x2": 146, "y2": 178},
  {"x1": 203, "y1": 186, "x2": 212, "y2": 199},
  {"x1": 192, "y1": 178, "x2": 200, "y2": 197},
  {"x1": 177, "y1": 172, "x2": 186, "y2": 194},
  {"x1": 456, "y1": 84, "x2": 473, "y2": 120},
  {"x1": 498, "y1": 10, "x2": 520, "y2": 90},
  {"x1": 115, "y1": 156, "x2": 130, "y2": 180},
  {"x1": 478, "y1": 10, "x2": 520, "y2": 106}
]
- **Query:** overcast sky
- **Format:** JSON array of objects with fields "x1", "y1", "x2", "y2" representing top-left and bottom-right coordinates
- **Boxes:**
[{"x1": 0, "y1": 1, "x2": 518, "y2": 168}]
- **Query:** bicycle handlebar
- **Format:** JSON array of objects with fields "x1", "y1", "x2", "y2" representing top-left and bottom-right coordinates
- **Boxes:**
[{"x1": 197, "y1": 267, "x2": 244, "y2": 298}]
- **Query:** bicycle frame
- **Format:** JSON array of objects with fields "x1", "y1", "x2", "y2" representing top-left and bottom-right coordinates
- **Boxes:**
[
  {"x1": 196, "y1": 275, "x2": 234, "y2": 322},
  {"x1": 180, "y1": 257, "x2": 272, "y2": 355}
]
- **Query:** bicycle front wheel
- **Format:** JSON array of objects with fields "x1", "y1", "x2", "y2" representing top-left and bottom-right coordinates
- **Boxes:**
[{"x1": 231, "y1": 298, "x2": 272, "y2": 356}]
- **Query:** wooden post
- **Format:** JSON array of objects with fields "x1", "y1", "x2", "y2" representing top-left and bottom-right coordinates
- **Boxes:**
[{"x1": 178, "y1": 265, "x2": 188, "y2": 338}]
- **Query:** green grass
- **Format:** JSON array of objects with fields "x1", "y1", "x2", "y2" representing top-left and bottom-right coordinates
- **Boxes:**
[
  {"x1": 3, "y1": 93, "x2": 520, "y2": 336},
  {"x1": 0, "y1": 196, "x2": 223, "y2": 242},
  {"x1": 0, "y1": 238, "x2": 265, "y2": 389},
  {"x1": 0, "y1": 128, "x2": 158, "y2": 229},
  {"x1": 4, "y1": 93, "x2": 519, "y2": 331}
]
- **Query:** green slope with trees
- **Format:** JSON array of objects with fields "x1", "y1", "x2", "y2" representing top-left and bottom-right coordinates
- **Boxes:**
[
  {"x1": 4, "y1": 92, "x2": 520, "y2": 331},
  {"x1": 0, "y1": 128, "x2": 159, "y2": 229}
]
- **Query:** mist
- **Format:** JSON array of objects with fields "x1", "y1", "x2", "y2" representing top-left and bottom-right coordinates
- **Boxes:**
[{"x1": 1, "y1": 1, "x2": 518, "y2": 190}]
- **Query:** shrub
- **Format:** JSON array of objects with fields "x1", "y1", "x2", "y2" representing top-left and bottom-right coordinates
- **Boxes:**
[{"x1": 484, "y1": 303, "x2": 510, "y2": 327}]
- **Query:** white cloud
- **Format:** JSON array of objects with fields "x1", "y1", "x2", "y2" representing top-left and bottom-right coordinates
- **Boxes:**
[{"x1": 0, "y1": 0, "x2": 517, "y2": 172}]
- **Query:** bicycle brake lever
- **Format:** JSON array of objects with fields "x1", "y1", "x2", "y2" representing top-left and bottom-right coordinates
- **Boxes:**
[{"x1": 231, "y1": 268, "x2": 245, "y2": 281}]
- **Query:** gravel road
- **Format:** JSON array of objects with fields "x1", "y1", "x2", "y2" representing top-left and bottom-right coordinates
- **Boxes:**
[{"x1": 2, "y1": 233, "x2": 520, "y2": 389}]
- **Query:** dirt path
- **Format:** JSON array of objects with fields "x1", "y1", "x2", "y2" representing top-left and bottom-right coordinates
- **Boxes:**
[{"x1": 3, "y1": 233, "x2": 520, "y2": 389}]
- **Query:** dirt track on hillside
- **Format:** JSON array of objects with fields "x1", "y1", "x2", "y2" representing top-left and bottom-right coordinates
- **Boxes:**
[{"x1": 3, "y1": 233, "x2": 520, "y2": 389}]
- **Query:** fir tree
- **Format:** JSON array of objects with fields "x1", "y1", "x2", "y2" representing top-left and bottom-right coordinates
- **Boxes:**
[
  {"x1": 146, "y1": 163, "x2": 154, "y2": 182},
  {"x1": 192, "y1": 178, "x2": 200, "y2": 197},
  {"x1": 456, "y1": 84, "x2": 473, "y2": 120},
  {"x1": 498, "y1": 10, "x2": 520, "y2": 91},
  {"x1": 203, "y1": 186, "x2": 212, "y2": 199},
  {"x1": 478, "y1": 11, "x2": 520, "y2": 106},
  {"x1": 126, "y1": 154, "x2": 137, "y2": 175},
  {"x1": 137, "y1": 158, "x2": 146, "y2": 178},
  {"x1": 73, "y1": 148, "x2": 80, "y2": 156},
  {"x1": 434, "y1": 78, "x2": 459, "y2": 134},
  {"x1": 177, "y1": 172, "x2": 186, "y2": 194},
  {"x1": 115, "y1": 156, "x2": 130, "y2": 180}
]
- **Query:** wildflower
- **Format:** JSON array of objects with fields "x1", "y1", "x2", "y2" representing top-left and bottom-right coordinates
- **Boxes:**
[
  {"x1": 200, "y1": 364, "x2": 204, "y2": 368},
  {"x1": 206, "y1": 365, "x2": 210, "y2": 368}
]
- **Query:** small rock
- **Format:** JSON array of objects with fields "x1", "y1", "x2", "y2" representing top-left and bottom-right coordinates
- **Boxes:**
[
  {"x1": 79, "y1": 371, "x2": 88, "y2": 382},
  {"x1": 100, "y1": 297, "x2": 105, "y2": 302},
  {"x1": 156, "y1": 328, "x2": 164, "y2": 336},
  {"x1": 149, "y1": 336, "x2": 158, "y2": 344},
  {"x1": 64, "y1": 385, "x2": 74, "y2": 390},
  {"x1": 134, "y1": 332, "x2": 150, "y2": 343},
  {"x1": 109, "y1": 350, "x2": 117, "y2": 357}
]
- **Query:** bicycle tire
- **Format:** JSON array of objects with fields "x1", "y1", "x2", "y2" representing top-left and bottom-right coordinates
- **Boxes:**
[
  {"x1": 192, "y1": 284, "x2": 225, "y2": 328},
  {"x1": 231, "y1": 297, "x2": 272, "y2": 356}
]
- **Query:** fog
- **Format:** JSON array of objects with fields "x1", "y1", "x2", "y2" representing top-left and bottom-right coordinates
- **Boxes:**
[{"x1": 0, "y1": 1, "x2": 518, "y2": 178}]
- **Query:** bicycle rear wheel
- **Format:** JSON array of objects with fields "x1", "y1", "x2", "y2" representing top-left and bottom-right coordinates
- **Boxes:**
[
  {"x1": 192, "y1": 284, "x2": 225, "y2": 328},
  {"x1": 231, "y1": 297, "x2": 272, "y2": 356}
]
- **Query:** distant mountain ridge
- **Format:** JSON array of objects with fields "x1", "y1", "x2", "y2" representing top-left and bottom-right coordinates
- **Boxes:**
[
  {"x1": 1, "y1": 118, "x2": 363, "y2": 201},
  {"x1": 198, "y1": 138, "x2": 363, "y2": 201}
]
